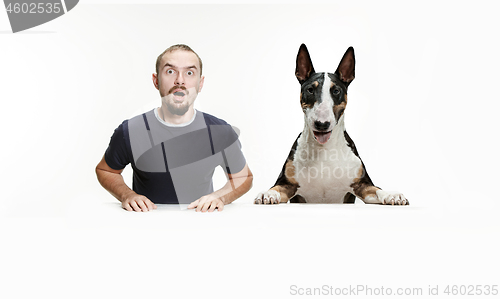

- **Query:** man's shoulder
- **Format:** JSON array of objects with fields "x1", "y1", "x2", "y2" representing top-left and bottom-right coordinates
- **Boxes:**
[
  {"x1": 126, "y1": 109, "x2": 155, "y2": 128},
  {"x1": 128, "y1": 109, "x2": 155, "y2": 121},
  {"x1": 200, "y1": 111, "x2": 230, "y2": 126},
  {"x1": 111, "y1": 118, "x2": 129, "y2": 135}
]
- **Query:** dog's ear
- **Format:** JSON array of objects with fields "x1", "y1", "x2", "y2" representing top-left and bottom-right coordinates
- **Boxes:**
[
  {"x1": 295, "y1": 44, "x2": 315, "y2": 84},
  {"x1": 335, "y1": 47, "x2": 355, "y2": 85}
]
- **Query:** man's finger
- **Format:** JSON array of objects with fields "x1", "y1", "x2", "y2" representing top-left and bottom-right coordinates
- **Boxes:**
[
  {"x1": 123, "y1": 202, "x2": 133, "y2": 212},
  {"x1": 144, "y1": 199, "x2": 155, "y2": 211},
  {"x1": 217, "y1": 200, "x2": 224, "y2": 212},
  {"x1": 201, "y1": 201, "x2": 212, "y2": 213},
  {"x1": 137, "y1": 199, "x2": 149, "y2": 212},
  {"x1": 196, "y1": 198, "x2": 207, "y2": 212},
  {"x1": 130, "y1": 201, "x2": 142, "y2": 212},
  {"x1": 197, "y1": 202, "x2": 208, "y2": 212},
  {"x1": 188, "y1": 199, "x2": 199, "y2": 209},
  {"x1": 208, "y1": 201, "x2": 218, "y2": 212}
]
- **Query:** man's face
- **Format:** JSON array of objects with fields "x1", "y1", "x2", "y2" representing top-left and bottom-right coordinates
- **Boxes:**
[{"x1": 153, "y1": 50, "x2": 204, "y2": 116}]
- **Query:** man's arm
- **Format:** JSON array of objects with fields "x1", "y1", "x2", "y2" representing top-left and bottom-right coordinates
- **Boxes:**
[
  {"x1": 188, "y1": 163, "x2": 253, "y2": 212},
  {"x1": 95, "y1": 155, "x2": 157, "y2": 212}
]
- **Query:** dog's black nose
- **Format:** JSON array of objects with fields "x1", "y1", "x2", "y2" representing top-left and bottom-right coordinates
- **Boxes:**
[{"x1": 314, "y1": 121, "x2": 331, "y2": 131}]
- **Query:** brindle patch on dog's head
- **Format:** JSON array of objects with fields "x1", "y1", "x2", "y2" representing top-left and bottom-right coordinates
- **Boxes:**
[
  {"x1": 333, "y1": 94, "x2": 348, "y2": 120},
  {"x1": 328, "y1": 74, "x2": 349, "y2": 105},
  {"x1": 299, "y1": 72, "x2": 325, "y2": 111},
  {"x1": 300, "y1": 80, "x2": 321, "y2": 109},
  {"x1": 333, "y1": 101, "x2": 346, "y2": 121}
]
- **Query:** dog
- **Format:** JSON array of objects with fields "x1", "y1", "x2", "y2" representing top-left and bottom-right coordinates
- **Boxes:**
[{"x1": 254, "y1": 44, "x2": 408, "y2": 205}]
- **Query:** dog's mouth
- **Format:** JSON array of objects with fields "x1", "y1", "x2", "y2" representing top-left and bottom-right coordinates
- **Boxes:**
[{"x1": 313, "y1": 131, "x2": 332, "y2": 144}]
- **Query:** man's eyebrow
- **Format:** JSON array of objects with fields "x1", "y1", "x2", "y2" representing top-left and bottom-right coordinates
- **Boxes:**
[{"x1": 163, "y1": 63, "x2": 198, "y2": 70}]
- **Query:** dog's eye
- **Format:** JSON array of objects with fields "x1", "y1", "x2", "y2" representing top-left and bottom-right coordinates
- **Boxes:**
[
  {"x1": 332, "y1": 89, "x2": 340, "y2": 95},
  {"x1": 307, "y1": 87, "x2": 314, "y2": 94}
]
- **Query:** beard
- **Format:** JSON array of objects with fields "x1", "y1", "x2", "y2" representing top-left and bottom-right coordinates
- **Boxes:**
[
  {"x1": 162, "y1": 86, "x2": 197, "y2": 116},
  {"x1": 166, "y1": 100, "x2": 190, "y2": 116}
]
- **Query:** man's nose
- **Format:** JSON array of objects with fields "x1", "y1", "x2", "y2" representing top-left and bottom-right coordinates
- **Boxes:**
[{"x1": 175, "y1": 72, "x2": 185, "y2": 85}]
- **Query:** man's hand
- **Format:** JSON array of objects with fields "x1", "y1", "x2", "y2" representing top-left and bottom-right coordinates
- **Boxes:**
[
  {"x1": 122, "y1": 194, "x2": 157, "y2": 212},
  {"x1": 188, "y1": 195, "x2": 224, "y2": 212},
  {"x1": 96, "y1": 155, "x2": 157, "y2": 212},
  {"x1": 186, "y1": 163, "x2": 253, "y2": 213}
]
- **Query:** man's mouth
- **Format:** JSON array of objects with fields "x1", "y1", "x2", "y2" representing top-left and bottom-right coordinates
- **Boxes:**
[
  {"x1": 171, "y1": 88, "x2": 187, "y2": 102},
  {"x1": 313, "y1": 131, "x2": 332, "y2": 144},
  {"x1": 169, "y1": 86, "x2": 188, "y2": 98}
]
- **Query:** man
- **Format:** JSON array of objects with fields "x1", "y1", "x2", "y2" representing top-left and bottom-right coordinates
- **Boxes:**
[{"x1": 96, "y1": 44, "x2": 253, "y2": 212}]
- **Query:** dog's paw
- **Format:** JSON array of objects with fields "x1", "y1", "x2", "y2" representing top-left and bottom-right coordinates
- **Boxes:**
[
  {"x1": 254, "y1": 190, "x2": 281, "y2": 204},
  {"x1": 375, "y1": 190, "x2": 409, "y2": 205}
]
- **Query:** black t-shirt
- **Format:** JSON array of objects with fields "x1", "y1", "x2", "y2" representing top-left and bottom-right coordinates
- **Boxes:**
[{"x1": 104, "y1": 109, "x2": 246, "y2": 204}]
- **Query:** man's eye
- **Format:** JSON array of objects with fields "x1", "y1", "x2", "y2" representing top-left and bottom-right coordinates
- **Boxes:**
[
  {"x1": 187, "y1": 71, "x2": 194, "y2": 76},
  {"x1": 167, "y1": 69, "x2": 175, "y2": 74}
]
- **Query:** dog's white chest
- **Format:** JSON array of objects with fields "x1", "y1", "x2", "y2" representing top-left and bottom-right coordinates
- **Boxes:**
[{"x1": 293, "y1": 132, "x2": 362, "y2": 203}]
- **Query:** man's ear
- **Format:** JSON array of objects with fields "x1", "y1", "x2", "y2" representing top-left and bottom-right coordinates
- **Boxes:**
[
  {"x1": 198, "y1": 76, "x2": 205, "y2": 93},
  {"x1": 335, "y1": 47, "x2": 355, "y2": 85},
  {"x1": 152, "y1": 73, "x2": 159, "y2": 90},
  {"x1": 295, "y1": 44, "x2": 315, "y2": 84}
]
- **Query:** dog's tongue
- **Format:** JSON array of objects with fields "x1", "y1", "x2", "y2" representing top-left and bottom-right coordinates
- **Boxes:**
[
  {"x1": 314, "y1": 131, "x2": 332, "y2": 144},
  {"x1": 174, "y1": 91, "x2": 185, "y2": 96}
]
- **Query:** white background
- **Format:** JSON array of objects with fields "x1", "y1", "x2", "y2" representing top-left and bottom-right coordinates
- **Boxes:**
[{"x1": 1, "y1": 1, "x2": 499, "y2": 298}]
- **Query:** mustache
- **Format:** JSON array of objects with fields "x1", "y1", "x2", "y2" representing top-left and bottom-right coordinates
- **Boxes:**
[{"x1": 168, "y1": 85, "x2": 188, "y2": 95}]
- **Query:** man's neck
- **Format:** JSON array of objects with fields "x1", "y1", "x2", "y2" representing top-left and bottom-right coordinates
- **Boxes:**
[{"x1": 158, "y1": 105, "x2": 195, "y2": 125}]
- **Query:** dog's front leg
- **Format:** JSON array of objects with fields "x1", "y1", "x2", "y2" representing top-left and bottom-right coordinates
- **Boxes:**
[
  {"x1": 255, "y1": 135, "x2": 301, "y2": 205},
  {"x1": 353, "y1": 184, "x2": 409, "y2": 205},
  {"x1": 351, "y1": 164, "x2": 409, "y2": 205},
  {"x1": 255, "y1": 183, "x2": 299, "y2": 204},
  {"x1": 254, "y1": 164, "x2": 299, "y2": 204},
  {"x1": 255, "y1": 158, "x2": 299, "y2": 205}
]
